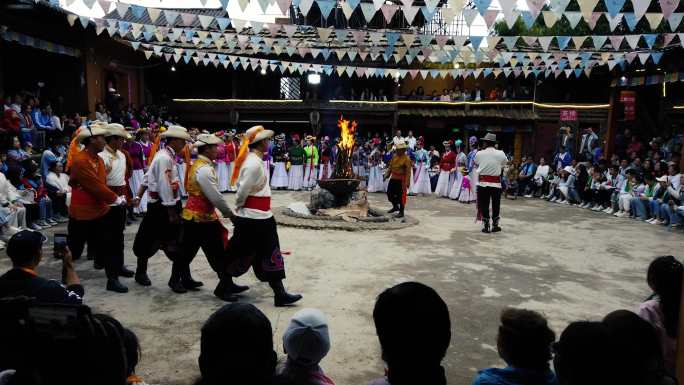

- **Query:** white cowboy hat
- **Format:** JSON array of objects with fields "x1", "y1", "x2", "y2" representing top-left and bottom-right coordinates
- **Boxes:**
[
  {"x1": 656, "y1": 175, "x2": 668, "y2": 182},
  {"x1": 193, "y1": 133, "x2": 223, "y2": 148},
  {"x1": 161, "y1": 125, "x2": 191, "y2": 141},
  {"x1": 563, "y1": 165, "x2": 575, "y2": 174},
  {"x1": 104, "y1": 123, "x2": 132, "y2": 139},
  {"x1": 245, "y1": 125, "x2": 274, "y2": 144},
  {"x1": 76, "y1": 121, "x2": 108, "y2": 143},
  {"x1": 395, "y1": 141, "x2": 408, "y2": 150},
  {"x1": 481, "y1": 132, "x2": 497, "y2": 142}
]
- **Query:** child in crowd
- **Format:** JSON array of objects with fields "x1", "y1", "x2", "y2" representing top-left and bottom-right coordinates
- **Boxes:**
[
  {"x1": 647, "y1": 176, "x2": 671, "y2": 224},
  {"x1": 44, "y1": 161, "x2": 70, "y2": 222},
  {"x1": 503, "y1": 161, "x2": 518, "y2": 200},
  {"x1": 472, "y1": 308, "x2": 556, "y2": 385},
  {"x1": 638, "y1": 256, "x2": 682, "y2": 375},
  {"x1": 615, "y1": 170, "x2": 638, "y2": 217},
  {"x1": 545, "y1": 169, "x2": 560, "y2": 201},
  {"x1": 630, "y1": 173, "x2": 657, "y2": 221},
  {"x1": 557, "y1": 166, "x2": 578, "y2": 204},
  {"x1": 277, "y1": 308, "x2": 335, "y2": 385}
]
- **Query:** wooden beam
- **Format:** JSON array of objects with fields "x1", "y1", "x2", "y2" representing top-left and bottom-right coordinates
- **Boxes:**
[{"x1": 604, "y1": 88, "x2": 617, "y2": 158}]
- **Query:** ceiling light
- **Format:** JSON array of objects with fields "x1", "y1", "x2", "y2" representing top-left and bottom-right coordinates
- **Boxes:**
[{"x1": 307, "y1": 73, "x2": 321, "y2": 85}]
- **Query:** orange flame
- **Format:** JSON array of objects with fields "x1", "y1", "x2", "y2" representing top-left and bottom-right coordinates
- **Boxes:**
[{"x1": 337, "y1": 116, "x2": 357, "y2": 151}]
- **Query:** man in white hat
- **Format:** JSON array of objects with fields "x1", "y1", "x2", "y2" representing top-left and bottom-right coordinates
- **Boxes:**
[
  {"x1": 67, "y1": 122, "x2": 128, "y2": 292},
  {"x1": 98, "y1": 123, "x2": 135, "y2": 279},
  {"x1": 474, "y1": 133, "x2": 507, "y2": 233},
  {"x1": 227, "y1": 125, "x2": 302, "y2": 306},
  {"x1": 133, "y1": 125, "x2": 196, "y2": 294},
  {"x1": 179, "y1": 133, "x2": 248, "y2": 302}
]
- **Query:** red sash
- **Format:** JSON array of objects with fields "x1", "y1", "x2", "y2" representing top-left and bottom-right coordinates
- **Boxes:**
[
  {"x1": 479, "y1": 175, "x2": 501, "y2": 183},
  {"x1": 185, "y1": 195, "x2": 215, "y2": 214},
  {"x1": 244, "y1": 196, "x2": 271, "y2": 211}
]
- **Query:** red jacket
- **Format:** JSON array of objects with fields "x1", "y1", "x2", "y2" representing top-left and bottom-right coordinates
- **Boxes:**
[{"x1": 439, "y1": 151, "x2": 456, "y2": 172}]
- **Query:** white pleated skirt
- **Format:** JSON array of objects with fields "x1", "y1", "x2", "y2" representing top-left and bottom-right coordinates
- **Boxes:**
[
  {"x1": 129, "y1": 169, "x2": 148, "y2": 213},
  {"x1": 318, "y1": 162, "x2": 332, "y2": 180},
  {"x1": 271, "y1": 162, "x2": 289, "y2": 188},
  {"x1": 434, "y1": 171, "x2": 454, "y2": 197},
  {"x1": 303, "y1": 165, "x2": 318, "y2": 188},
  {"x1": 367, "y1": 166, "x2": 384, "y2": 193},
  {"x1": 410, "y1": 164, "x2": 432, "y2": 195},
  {"x1": 215, "y1": 162, "x2": 230, "y2": 192},
  {"x1": 448, "y1": 171, "x2": 464, "y2": 200},
  {"x1": 288, "y1": 165, "x2": 304, "y2": 190},
  {"x1": 458, "y1": 175, "x2": 477, "y2": 203}
]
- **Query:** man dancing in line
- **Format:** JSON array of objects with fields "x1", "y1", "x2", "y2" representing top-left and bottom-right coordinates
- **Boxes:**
[
  {"x1": 474, "y1": 133, "x2": 507, "y2": 233},
  {"x1": 227, "y1": 125, "x2": 302, "y2": 307},
  {"x1": 384, "y1": 141, "x2": 412, "y2": 218},
  {"x1": 67, "y1": 122, "x2": 128, "y2": 292},
  {"x1": 179, "y1": 133, "x2": 249, "y2": 301},
  {"x1": 133, "y1": 125, "x2": 200, "y2": 293}
]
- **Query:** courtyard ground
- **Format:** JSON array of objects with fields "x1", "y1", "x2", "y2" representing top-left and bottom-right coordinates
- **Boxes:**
[{"x1": 2, "y1": 191, "x2": 682, "y2": 385}]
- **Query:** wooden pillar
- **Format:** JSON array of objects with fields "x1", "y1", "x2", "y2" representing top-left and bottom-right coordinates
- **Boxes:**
[
  {"x1": 604, "y1": 88, "x2": 617, "y2": 158},
  {"x1": 513, "y1": 131, "x2": 523, "y2": 164}
]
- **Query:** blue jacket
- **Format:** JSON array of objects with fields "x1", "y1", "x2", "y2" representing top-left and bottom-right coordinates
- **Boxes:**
[{"x1": 472, "y1": 366, "x2": 557, "y2": 385}]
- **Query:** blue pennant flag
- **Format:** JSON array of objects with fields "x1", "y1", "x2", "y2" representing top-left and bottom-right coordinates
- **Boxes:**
[
  {"x1": 651, "y1": 52, "x2": 663, "y2": 64},
  {"x1": 347, "y1": 0, "x2": 361, "y2": 10},
  {"x1": 643, "y1": 34, "x2": 657, "y2": 49},
  {"x1": 521, "y1": 11, "x2": 535, "y2": 28},
  {"x1": 184, "y1": 55, "x2": 191, "y2": 64},
  {"x1": 483, "y1": 68, "x2": 493, "y2": 77},
  {"x1": 142, "y1": 32, "x2": 153, "y2": 41},
  {"x1": 558, "y1": 58, "x2": 568, "y2": 71},
  {"x1": 421, "y1": 6, "x2": 437, "y2": 21},
  {"x1": 532, "y1": 69, "x2": 541, "y2": 77},
  {"x1": 317, "y1": 0, "x2": 336, "y2": 18},
  {"x1": 470, "y1": 35, "x2": 484, "y2": 50},
  {"x1": 216, "y1": 17, "x2": 231, "y2": 30},
  {"x1": 623, "y1": 13, "x2": 638, "y2": 31},
  {"x1": 386, "y1": 32, "x2": 400, "y2": 49},
  {"x1": 321, "y1": 49, "x2": 331, "y2": 60},
  {"x1": 574, "y1": 68, "x2": 582, "y2": 77},
  {"x1": 603, "y1": 0, "x2": 625, "y2": 18},
  {"x1": 130, "y1": 5, "x2": 146, "y2": 19},
  {"x1": 184, "y1": 29, "x2": 194, "y2": 40},
  {"x1": 556, "y1": 36, "x2": 570, "y2": 50},
  {"x1": 473, "y1": 0, "x2": 492, "y2": 16}
]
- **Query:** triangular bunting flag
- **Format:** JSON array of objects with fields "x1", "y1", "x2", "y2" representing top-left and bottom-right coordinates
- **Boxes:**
[
  {"x1": 564, "y1": 12, "x2": 582, "y2": 27},
  {"x1": 526, "y1": 0, "x2": 545, "y2": 19},
  {"x1": 645, "y1": 13, "x2": 663, "y2": 28},
  {"x1": 604, "y1": 0, "x2": 626, "y2": 18},
  {"x1": 402, "y1": 5, "x2": 420, "y2": 23},
  {"x1": 668, "y1": 13, "x2": 683, "y2": 29},
  {"x1": 483, "y1": 9, "x2": 499, "y2": 28},
  {"x1": 592, "y1": 35, "x2": 608, "y2": 48},
  {"x1": 381, "y1": 5, "x2": 399, "y2": 22},
  {"x1": 463, "y1": 8, "x2": 479, "y2": 26},
  {"x1": 299, "y1": 0, "x2": 315, "y2": 16},
  {"x1": 473, "y1": 0, "x2": 492, "y2": 16},
  {"x1": 660, "y1": 0, "x2": 679, "y2": 19},
  {"x1": 543, "y1": 11, "x2": 559, "y2": 27},
  {"x1": 504, "y1": 10, "x2": 520, "y2": 28},
  {"x1": 631, "y1": 0, "x2": 650, "y2": 19},
  {"x1": 577, "y1": 0, "x2": 599, "y2": 21},
  {"x1": 623, "y1": 12, "x2": 639, "y2": 30},
  {"x1": 317, "y1": 27, "x2": 333, "y2": 42},
  {"x1": 317, "y1": 0, "x2": 336, "y2": 18}
]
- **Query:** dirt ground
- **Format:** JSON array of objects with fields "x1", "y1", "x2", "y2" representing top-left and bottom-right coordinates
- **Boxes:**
[{"x1": 2, "y1": 191, "x2": 682, "y2": 385}]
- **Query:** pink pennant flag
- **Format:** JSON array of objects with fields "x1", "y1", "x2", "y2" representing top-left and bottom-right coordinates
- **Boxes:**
[
  {"x1": 381, "y1": 5, "x2": 399, "y2": 22},
  {"x1": 526, "y1": 0, "x2": 545, "y2": 19},
  {"x1": 483, "y1": 9, "x2": 499, "y2": 28},
  {"x1": 659, "y1": 0, "x2": 679, "y2": 19}
]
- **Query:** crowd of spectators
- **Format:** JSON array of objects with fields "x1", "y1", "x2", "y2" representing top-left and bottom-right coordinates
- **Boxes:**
[
  {"x1": 506, "y1": 127, "x2": 683, "y2": 231},
  {"x1": 403, "y1": 84, "x2": 531, "y2": 101},
  {"x1": 0, "y1": 234, "x2": 681, "y2": 385},
  {"x1": 0, "y1": 90, "x2": 178, "y2": 249}
]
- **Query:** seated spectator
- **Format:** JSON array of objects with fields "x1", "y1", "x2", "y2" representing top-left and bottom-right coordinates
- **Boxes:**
[
  {"x1": 603, "y1": 310, "x2": 676, "y2": 385},
  {"x1": 31, "y1": 102, "x2": 57, "y2": 133},
  {"x1": 40, "y1": 136, "x2": 66, "y2": 180},
  {"x1": 472, "y1": 308, "x2": 556, "y2": 385},
  {"x1": 45, "y1": 161, "x2": 70, "y2": 222},
  {"x1": 277, "y1": 308, "x2": 334, "y2": 385},
  {"x1": 556, "y1": 166, "x2": 578, "y2": 204},
  {"x1": 7, "y1": 136, "x2": 30, "y2": 165},
  {"x1": 16, "y1": 163, "x2": 56, "y2": 229},
  {"x1": 2, "y1": 109, "x2": 21, "y2": 139},
  {"x1": 439, "y1": 89, "x2": 451, "y2": 101},
  {"x1": 614, "y1": 170, "x2": 637, "y2": 217},
  {"x1": 369, "y1": 282, "x2": 450, "y2": 385},
  {"x1": 553, "y1": 321, "x2": 617, "y2": 385},
  {"x1": 431, "y1": 90, "x2": 439, "y2": 101},
  {"x1": 638, "y1": 255, "x2": 682, "y2": 375},
  {"x1": 196, "y1": 303, "x2": 277, "y2": 385},
  {"x1": 17, "y1": 103, "x2": 35, "y2": 145},
  {"x1": 96, "y1": 102, "x2": 111, "y2": 123},
  {"x1": 530, "y1": 157, "x2": 549, "y2": 197},
  {"x1": 0, "y1": 230, "x2": 83, "y2": 303},
  {"x1": 0, "y1": 160, "x2": 27, "y2": 233},
  {"x1": 601, "y1": 165, "x2": 624, "y2": 213},
  {"x1": 545, "y1": 169, "x2": 561, "y2": 201},
  {"x1": 553, "y1": 145, "x2": 572, "y2": 172},
  {"x1": 122, "y1": 327, "x2": 149, "y2": 385},
  {"x1": 504, "y1": 161, "x2": 519, "y2": 199},
  {"x1": 646, "y1": 175, "x2": 670, "y2": 224},
  {"x1": 630, "y1": 173, "x2": 657, "y2": 221},
  {"x1": 517, "y1": 156, "x2": 537, "y2": 197}
]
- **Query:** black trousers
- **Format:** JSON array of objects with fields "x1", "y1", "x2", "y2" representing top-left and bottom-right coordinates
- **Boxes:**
[
  {"x1": 477, "y1": 186, "x2": 502, "y2": 220},
  {"x1": 133, "y1": 201, "x2": 182, "y2": 261},
  {"x1": 48, "y1": 192, "x2": 68, "y2": 217},
  {"x1": 593, "y1": 189, "x2": 612, "y2": 206},
  {"x1": 180, "y1": 220, "x2": 226, "y2": 278},
  {"x1": 387, "y1": 179, "x2": 404, "y2": 212},
  {"x1": 225, "y1": 216, "x2": 286, "y2": 282},
  {"x1": 67, "y1": 209, "x2": 123, "y2": 279},
  {"x1": 517, "y1": 178, "x2": 531, "y2": 195}
]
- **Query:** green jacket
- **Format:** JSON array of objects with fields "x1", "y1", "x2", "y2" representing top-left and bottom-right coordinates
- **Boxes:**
[{"x1": 288, "y1": 146, "x2": 305, "y2": 165}]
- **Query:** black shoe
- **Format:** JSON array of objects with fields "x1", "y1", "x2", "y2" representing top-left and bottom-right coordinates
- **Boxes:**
[
  {"x1": 213, "y1": 285, "x2": 239, "y2": 302},
  {"x1": 135, "y1": 273, "x2": 151, "y2": 286},
  {"x1": 168, "y1": 280, "x2": 187, "y2": 294},
  {"x1": 227, "y1": 282, "x2": 249, "y2": 294},
  {"x1": 120, "y1": 266, "x2": 135, "y2": 278},
  {"x1": 182, "y1": 279, "x2": 204, "y2": 290},
  {"x1": 275, "y1": 292, "x2": 303, "y2": 307},
  {"x1": 492, "y1": 218, "x2": 501, "y2": 232},
  {"x1": 387, "y1": 207, "x2": 398, "y2": 214},
  {"x1": 106, "y1": 279, "x2": 129, "y2": 293},
  {"x1": 482, "y1": 220, "x2": 491, "y2": 233},
  {"x1": 395, "y1": 211, "x2": 404, "y2": 218}
]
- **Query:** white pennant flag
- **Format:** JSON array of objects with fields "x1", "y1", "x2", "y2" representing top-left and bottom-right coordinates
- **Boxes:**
[
  {"x1": 299, "y1": 0, "x2": 315, "y2": 15},
  {"x1": 631, "y1": 0, "x2": 650, "y2": 19},
  {"x1": 341, "y1": 2, "x2": 355, "y2": 19},
  {"x1": 564, "y1": 12, "x2": 582, "y2": 28},
  {"x1": 625, "y1": 34, "x2": 641, "y2": 49},
  {"x1": 577, "y1": 0, "x2": 599, "y2": 20},
  {"x1": 572, "y1": 35, "x2": 587, "y2": 48},
  {"x1": 538, "y1": 35, "x2": 553, "y2": 50},
  {"x1": 607, "y1": 13, "x2": 623, "y2": 30},
  {"x1": 504, "y1": 10, "x2": 520, "y2": 28},
  {"x1": 668, "y1": 13, "x2": 683, "y2": 29},
  {"x1": 116, "y1": 3, "x2": 129, "y2": 18},
  {"x1": 543, "y1": 11, "x2": 559, "y2": 27},
  {"x1": 637, "y1": 52, "x2": 650, "y2": 64},
  {"x1": 402, "y1": 5, "x2": 420, "y2": 23}
]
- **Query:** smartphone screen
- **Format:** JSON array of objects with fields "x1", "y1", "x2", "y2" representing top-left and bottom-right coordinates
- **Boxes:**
[{"x1": 53, "y1": 234, "x2": 67, "y2": 259}]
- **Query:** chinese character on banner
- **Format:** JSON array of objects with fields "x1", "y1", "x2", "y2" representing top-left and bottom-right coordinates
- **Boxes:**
[
  {"x1": 560, "y1": 109, "x2": 578, "y2": 121},
  {"x1": 619, "y1": 91, "x2": 636, "y2": 121}
]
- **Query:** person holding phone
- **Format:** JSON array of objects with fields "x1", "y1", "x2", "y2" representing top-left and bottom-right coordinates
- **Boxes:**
[{"x1": 0, "y1": 230, "x2": 83, "y2": 303}]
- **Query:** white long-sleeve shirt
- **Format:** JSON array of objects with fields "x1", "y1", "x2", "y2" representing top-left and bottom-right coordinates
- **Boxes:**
[
  {"x1": 46, "y1": 172, "x2": 70, "y2": 194},
  {"x1": 534, "y1": 164, "x2": 550, "y2": 181},
  {"x1": 194, "y1": 155, "x2": 232, "y2": 218},
  {"x1": 98, "y1": 146, "x2": 126, "y2": 187},
  {"x1": 146, "y1": 147, "x2": 179, "y2": 206},
  {"x1": 0, "y1": 173, "x2": 20, "y2": 205},
  {"x1": 235, "y1": 152, "x2": 272, "y2": 219}
]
